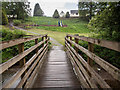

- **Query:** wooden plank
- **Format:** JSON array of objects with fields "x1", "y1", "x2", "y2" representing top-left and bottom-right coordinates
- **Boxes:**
[
  {"x1": 67, "y1": 34, "x2": 120, "y2": 52},
  {"x1": 0, "y1": 35, "x2": 47, "y2": 50},
  {"x1": 32, "y1": 45, "x2": 81, "y2": 88},
  {"x1": 66, "y1": 50, "x2": 90, "y2": 88},
  {"x1": 66, "y1": 37, "x2": 120, "y2": 82},
  {"x1": 66, "y1": 43, "x2": 97, "y2": 88},
  {"x1": 24, "y1": 46, "x2": 48, "y2": 88},
  {"x1": 0, "y1": 38, "x2": 49, "y2": 74},
  {"x1": 2, "y1": 45, "x2": 47, "y2": 88},
  {"x1": 65, "y1": 41, "x2": 110, "y2": 88}
]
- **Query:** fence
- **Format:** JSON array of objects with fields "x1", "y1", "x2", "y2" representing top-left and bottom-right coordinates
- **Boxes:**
[
  {"x1": 65, "y1": 34, "x2": 120, "y2": 88},
  {"x1": 0, "y1": 34, "x2": 50, "y2": 88}
]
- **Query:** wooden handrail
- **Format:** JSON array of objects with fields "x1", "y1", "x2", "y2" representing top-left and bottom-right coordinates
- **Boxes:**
[
  {"x1": 2, "y1": 44, "x2": 48, "y2": 88},
  {"x1": 0, "y1": 34, "x2": 47, "y2": 50},
  {"x1": 67, "y1": 34, "x2": 120, "y2": 52},
  {"x1": 66, "y1": 37, "x2": 120, "y2": 81},
  {"x1": 1, "y1": 35, "x2": 50, "y2": 88},
  {"x1": 65, "y1": 34, "x2": 120, "y2": 88},
  {"x1": 66, "y1": 41, "x2": 110, "y2": 88},
  {"x1": 0, "y1": 38, "x2": 49, "y2": 74}
]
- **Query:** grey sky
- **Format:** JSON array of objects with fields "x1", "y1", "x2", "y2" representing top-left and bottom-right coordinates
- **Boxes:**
[{"x1": 28, "y1": 0, "x2": 78, "y2": 17}]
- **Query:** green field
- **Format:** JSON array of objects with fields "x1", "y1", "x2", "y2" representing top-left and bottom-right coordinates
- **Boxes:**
[
  {"x1": 27, "y1": 29, "x2": 90, "y2": 45},
  {"x1": 23, "y1": 17, "x2": 90, "y2": 33},
  {"x1": 21, "y1": 17, "x2": 91, "y2": 45}
]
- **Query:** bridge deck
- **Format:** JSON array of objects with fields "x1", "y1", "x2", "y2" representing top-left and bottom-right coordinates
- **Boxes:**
[{"x1": 32, "y1": 46, "x2": 81, "y2": 88}]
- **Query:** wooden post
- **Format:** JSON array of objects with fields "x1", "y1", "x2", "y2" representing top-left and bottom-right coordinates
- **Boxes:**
[
  {"x1": 74, "y1": 34, "x2": 79, "y2": 53},
  {"x1": 87, "y1": 42, "x2": 94, "y2": 66},
  {"x1": 45, "y1": 35, "x2": 48, "y2": 44},
  {"x1": 35, "y1": 39, "x2": 38, "y2": 53},
  {"x1": 18, "y1": 43, "x2": 26, "y2": 83},
  {"x1": 18, "y1": 43, "x2": 26, "y2": 67},
  {"x1": 42, "y1": 36, "x2": 44, "y2": 47},
  {"x1": 70, "y1": 36, "x2": 72, "y2": 46}
]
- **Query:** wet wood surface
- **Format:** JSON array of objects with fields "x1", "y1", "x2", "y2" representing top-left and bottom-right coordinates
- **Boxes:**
[{"x1": 32, "y1": 46, "x2": 81, "y2": 88}]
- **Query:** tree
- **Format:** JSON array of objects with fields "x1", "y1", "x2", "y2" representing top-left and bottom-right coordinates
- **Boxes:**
[
  {"x1": 2, "y1": 8, "x2": 8, "y2": 25},
  {"x1": 88, "y1": 2, "x2": 120, "y2": 41},
  {"x1": 2, "y1": 2, "x2": 31, "y2": 19},
  {"x1": 78, "y1": 1, "x2": 108, "y2": 20},
  {"x1": 16, "y1": 2, "x2": 31, "y2": 19},
  {"x1": 53, "y1": 9, "x2": 60, "y2": 18},
  {"x1": 33, "y1": 3, "x2": 44, "y2": 16},
  {"x1": 65, "y1": 12, "x2": 70, "y2": 18}
]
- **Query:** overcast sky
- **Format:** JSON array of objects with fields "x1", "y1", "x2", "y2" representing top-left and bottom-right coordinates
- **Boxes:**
[{"x1": 28, "y1": 0, "x2": 79, "y2": 17}]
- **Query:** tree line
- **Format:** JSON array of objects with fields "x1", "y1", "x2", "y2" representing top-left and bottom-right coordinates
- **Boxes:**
[{"x1": 33, "y1": 3, "x2": 70, "y2": 18}]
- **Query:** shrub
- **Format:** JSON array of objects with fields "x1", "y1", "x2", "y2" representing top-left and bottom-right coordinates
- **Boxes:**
[
  {"x1": 1, "y1": 29, "x2": 26, "y2": 41},
  {"x1": 53, "y1": 9, "x2": 60, "y2": 18},
  {"x1": 13, "y1": 20, "x2": 21, "y2": 26},
  {"x1": 2, "y1": 8, "x2": 8, "y2": 25},
  {"x1": 65, "y1": 12, "x2": 70, "y2": 18}
]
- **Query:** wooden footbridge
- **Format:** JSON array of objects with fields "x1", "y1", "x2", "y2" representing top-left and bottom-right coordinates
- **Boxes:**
[{"x1": 0, "y1": 34, "x2": 120, "y2": 89}]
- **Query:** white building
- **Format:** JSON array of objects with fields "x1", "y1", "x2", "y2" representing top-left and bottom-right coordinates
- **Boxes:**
[
  {"x1": 60, "y1": 11, "x2": 65, "y2": 18},
  {"x1": 70, "y1": 10, "x2": 79, "y2": 18}
]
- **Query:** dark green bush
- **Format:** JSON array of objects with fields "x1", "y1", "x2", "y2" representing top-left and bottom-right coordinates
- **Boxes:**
[
  {"x1": 65, "y1": 12, "x2": 70, "y2": 18},
  {"x1": 1, "y1": 29, "x2": 26, "y2": 41},
  {"x1": 2, "y1": 8, "x2": 8, "y2": 25},
  {"x1": 13, "y1": 20, "x2": 21, "y2": 26},
  {"x1": 53, "y1": 9, "x2": 60, "y2": 18}
]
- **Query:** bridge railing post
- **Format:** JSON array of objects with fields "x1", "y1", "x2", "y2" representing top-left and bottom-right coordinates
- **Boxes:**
[
  {"x1": 35, "y1": 38, "x2": 38, "y2": 53},
  {"x1": 45, "y1": 35, "x2": 48, "y2": 44},
  {"x1": 42, "y1": 36, "x2": 44, "y2": 47},
  {"x1": 74, "y1": 34, "x2": 79, "y2": 53},
  {"x1": 87, "y1": 42, "x2": 94, "y2": 67},
  {"x1": 18, "y1": 43, "x2": 26, "y2": 67},
  {"x1": 66, "y1": 35, "x2": 68, "y2": 45},
  {"x1": 69, "y1": 36, "x2": 72, "y2": 46},
  {"x1": 18, "y1": 43, "x2": 26, "y2": 79},
  {"x1": 66, "y1": 35, "x2": 72, "y2": 46}
]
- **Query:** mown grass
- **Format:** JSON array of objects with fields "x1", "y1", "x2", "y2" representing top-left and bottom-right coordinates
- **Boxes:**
[
  {"x1": 27, "y1": 29, "x2": 90, "y2": 45},
  {"x1": 23, "y1": 16, "x2": 90, "y2": 33},
  {"x1": 20, "y1": 16, "x2": 91, "y2": 45}
]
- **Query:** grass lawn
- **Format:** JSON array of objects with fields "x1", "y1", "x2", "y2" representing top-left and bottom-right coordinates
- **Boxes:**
[
  {"x1": 22, "y1": 16, "x2": 90, "y2": 33},
  {"x1": 20, "y1": 16, "x2": 91, "y2": 45},
  {"x1": 27, "y1": 29, "x2": 90, "y2": 45}
]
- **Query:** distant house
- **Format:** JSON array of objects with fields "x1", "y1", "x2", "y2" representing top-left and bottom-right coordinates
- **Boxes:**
[
  {"x1": 60, "y1": 11, "x2": 65, "y2": 18},
  {"x1": 70, "y1": 10, "x2": 79, "y2": 18}
]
